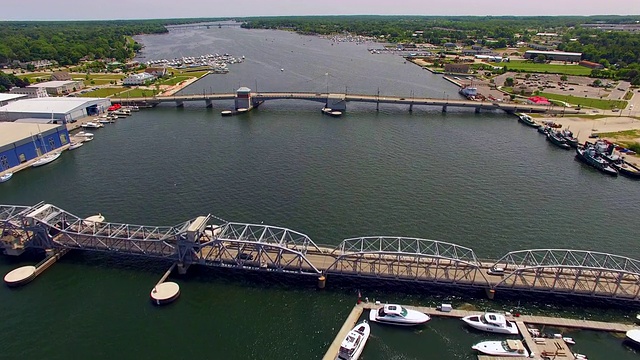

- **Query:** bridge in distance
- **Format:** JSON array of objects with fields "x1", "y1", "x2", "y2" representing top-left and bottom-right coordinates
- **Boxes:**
[{"x1": 1, "y1": 203, "x2": 638, "y2": 304}]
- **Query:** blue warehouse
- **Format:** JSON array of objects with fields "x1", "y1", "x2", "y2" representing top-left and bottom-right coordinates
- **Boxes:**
[{"x1": 0, "y1": 123, "x2": 70, "y2": 171}]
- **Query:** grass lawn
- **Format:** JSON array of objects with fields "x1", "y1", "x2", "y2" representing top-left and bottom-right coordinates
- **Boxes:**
[
  {"x1": 497, "y1": 61, "x2": 592, "y2": 76},
  {"x1": 159, "y1": 76, "x2": 193, "y2": 86},
  {"x1": 539, "y1": 92, "x2": 627, "y2": 110},
  {"x1": 118, "y1": 88, "x2": 160, "y2": 98},
  {"x1": 87, "y1": 74, "x2": 126, "y2": 80},
  {"x1": 79, "y1": 87, "x2": 125, "y2": 97},
  {"x1": 21, "y1": 73, "x2": 51, "y2": 82},
  {"x1": 82, "y1": 79, "x2": 114, "y2": 86},
  {"x1": 167, "y1": 68, "x2": 209, "y2": 78}
]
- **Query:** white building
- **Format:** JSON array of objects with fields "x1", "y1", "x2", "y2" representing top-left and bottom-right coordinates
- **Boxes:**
[
  {"x1": 123, "y1": 73, "x2": 156, "y2": 85},
  {"x1": 0, "y1": 97, "x2": 110, "y2": 124},
  {"x1": 0, "y1": 93, "x2": 28, "y2": 107},
  {"x1": 27, "y1": 80, "x2": 84, "y2": 95},
  {"x1": 9, "y1": 86, "x2": 49, "y2": 99}
]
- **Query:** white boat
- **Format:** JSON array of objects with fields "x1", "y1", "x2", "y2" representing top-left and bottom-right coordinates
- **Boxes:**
[
  {"x1": 574, "y1": 353, "x2": 588, "y2": 360},
  {"x1": 32, "y1": 152, "x2": 61, "y2": 168},
  {"x1": 472, "y1": 339, "x2": 529, "y2": 357},
  {"x1": 368, "y1": 304, "x2": 430, "y2": 326},
  {"x1": 626, "y1": 329, "x2": 640, "y2": 345},
  {"x1": 336, "y1": 320, "x2": 370, "y2": 360},
  {"x1": 0, "y1": 172, "x2": 13, "y2": 183},
  {"x1": 76, "y1": 131, "x2": 94, "y2": 138},
  {"x1": 81, "y1": 122, "x2": 102, "y2": 129},
  {"x1": 461, "y1": 313, "x2": 519, "y2": 335},
  {"x1": 69, "y1": 142, "x2": 83, "y2": 150}
]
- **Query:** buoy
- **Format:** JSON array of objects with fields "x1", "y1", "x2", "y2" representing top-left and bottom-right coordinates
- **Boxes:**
[
  {"x1": 317, "y1": 275, "x2": 326, "y2": 289},
  {"x1": 150, "y1": 282, "x2": 180, "y2": 305}
]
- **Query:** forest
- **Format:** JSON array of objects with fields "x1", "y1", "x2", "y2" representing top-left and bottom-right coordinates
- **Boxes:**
[{"x1": 0, "y1": 19, "x2": 220, "y2": 66}]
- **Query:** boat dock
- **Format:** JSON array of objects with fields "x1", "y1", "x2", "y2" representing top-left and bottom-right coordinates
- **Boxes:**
[{"x1": 323, "y1": 302, "x2": 635, "y2": 360}]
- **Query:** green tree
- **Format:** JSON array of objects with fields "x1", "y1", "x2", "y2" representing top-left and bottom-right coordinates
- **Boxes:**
[
  {"x1": 504, "y1": 77, "x2": 514, "y2": 87},
  {"x1": 560, "y1": 75, "x2": 568, "y2": 81}
]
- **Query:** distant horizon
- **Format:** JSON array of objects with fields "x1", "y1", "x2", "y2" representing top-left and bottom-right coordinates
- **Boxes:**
[{"x1": 2, "y1": 0, "x2": 640, "y2": 21}]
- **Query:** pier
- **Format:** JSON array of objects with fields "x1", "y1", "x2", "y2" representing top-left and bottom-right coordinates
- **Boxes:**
[
  {"x1": 324, "y1": 302, "x2": 636, "y2": 360},
  {"x1": 110, "y1": 90, "x2": 581, "y2": 115},
  {"x1": 2, "y1": 203, "x2": 640, "y2": 305}
]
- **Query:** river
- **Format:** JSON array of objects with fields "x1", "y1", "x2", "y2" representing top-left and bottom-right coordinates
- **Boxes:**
[{"x1": 0, "y1": 25, "x2": 639, "y2": 360}]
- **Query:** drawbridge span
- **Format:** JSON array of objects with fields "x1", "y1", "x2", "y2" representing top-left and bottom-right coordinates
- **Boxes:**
[{"x1": 2, "y1": 203, "x2": 640, "y2": 303}]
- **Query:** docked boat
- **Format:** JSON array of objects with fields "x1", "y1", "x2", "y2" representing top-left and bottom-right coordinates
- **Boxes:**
[
  {"x1": 125, "y1": 105, "x2": 140, "y2": 112},
  {"x1": 547, "y1": 131, "x2": 571, "y2": 150},
  {"x1": 611, "y1": 160, "x2": 640, "y2": 179},
  {"x1": 538, "y1": 125, "x2": 551, "y2": 135},
  {"x1": 368, "y1": 304, "x2": 430, "y2": 326},
  {"x1": 336, "y1": 320, "x2": 370, "y2": 360},
  {"x1": 321, "y1": 107, "x2": 333, "y2": 115},
  {"x1": 517, "y1": 113, "x2": 540, "y2": 128},
  {"x1": 461, "y1": 313, "x2": 519, "y2": 334},
  {"x1": 0, "y1": 172, "x2": 13, "y2": 183},
  {"x1": 560, "y1": 129, "x2": 579, "y2": 148},
  {"x1": 81, "y1": 122, "x2": 102, "y2": 129},
  {"x1": 69, "y1": 142, "x2": 83, "y2": 150},
  {"x1": 472, "y1": 339, "x2": 529, "y2": 357},
  {"x1": 575, "y1": 146, "x2": 618, "y2": 177},
  {"x1": 626, "y1": 329, "x2": 640, "y2": 346},
  {"x1": 32, "y1": 152, "x2": 61, "y2": 168}
]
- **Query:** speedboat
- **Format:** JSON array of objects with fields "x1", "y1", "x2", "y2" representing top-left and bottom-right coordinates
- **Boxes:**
[
  {"x1": 626, "y1": 329, "x2": 640, "y2": 345},
  {"x1": 336, "y1": 320, "x2": 370, "y2": 360},
  {"x1": 69, "y1": 142, "x2": 83, "y2": 150},
  {"x1": 32, "y1": 152, "x2": 61, "y2": 168},
  {"x1": 0, "y1": 172, "x2": 13, "y2": 183},
  {"x1": 368, "y1": 304, "x2": 430, "y2": 326},
  {"x1": 472, "y1": 339, "x2": 529, "y2": 357},
  {"x1": 517, "y1": 113, "x2": 540, "y2": 128},
  {"x1": 461, "y1": 313, "x2": 519, "y2": 334},
  {"x1": 81, "y1": 122, "x2": 102, "y2": 129}
]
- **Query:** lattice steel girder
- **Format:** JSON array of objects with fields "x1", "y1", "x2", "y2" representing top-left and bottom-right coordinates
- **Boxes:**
[
  {"x1": 0, "y1": 204, "x2": 38, "y2": 222},
  {"x1": 491, "y1": 249, "x2": 640, "y2": 275},
  {"x1": 213, "y1": 222, "x2": 322, "y2": 254},
  {"x1": 337, "y1": 237, "x2": 481, "y2": 266},
  {"x1": 326, "y1": 252, "x2": 486, "y2": 285},
  {"x1": 196, "y1": 238, "x2": 321, "y2": 274}
]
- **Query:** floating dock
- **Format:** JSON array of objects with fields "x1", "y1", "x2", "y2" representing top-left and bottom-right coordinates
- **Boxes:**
[{"x1": 323, "y1": 302, "x2": 636, "y2": 360}]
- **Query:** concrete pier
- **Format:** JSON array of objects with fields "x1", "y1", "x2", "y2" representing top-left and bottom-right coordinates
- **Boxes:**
[
  {"x1": 3, "y1": 248, "x2": 69, "y2": 286},
  {"x1": 322, "y1": 304, "x2": 365, "y2": 360},
  {"x1": 151, "y1": 263, "x2": 179, "y2": 305}
]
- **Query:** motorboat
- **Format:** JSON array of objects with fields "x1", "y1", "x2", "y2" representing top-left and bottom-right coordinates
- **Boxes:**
[
  {"x1": 560, "y1": 129, "x2": 579, "y2": 148},
  {"x1": 472, "y1": 339, "x2": 529, "y2": 357},
  {"x1": 547, "y1": 131, "x2": 571, "y2": 150},
  {"x1": 32, "y1": 152, "x2": 61, "y2": 168},
  {"x1": 336, "y1": 320, "x2": 370, "y2": 360},
  {"x1": 368, "y1": 304, "x2": 430, "y2": 326},
  {"x1": 575, "y1": 146, "x2": 618, "y2": 177},
  {"x1": 81, "y1": 122, "x2": 103, "y2": 129},
  {"x1": 461, "y1": 313, "x2": 519, "y2": 334},
  {"x1": 69, "y1": 142, "x2": 83, "y2": 150},
  {"x1": 517, "y1": 113, "x2": 540, "y2": 128},
  {"x1": 0, "y1": 172, "x2": 13, "y2": 183},
  {"x1": 626, "y1": 329, "x2": 640, "y2": 346}
]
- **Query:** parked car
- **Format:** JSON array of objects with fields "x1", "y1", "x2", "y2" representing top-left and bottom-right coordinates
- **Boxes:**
[
  {"x1": 487, "y1": 266, "x2": 505, "y2": 276},
  {"x1": 237, "y1": 252, "x2": 253, "y2": 261}
]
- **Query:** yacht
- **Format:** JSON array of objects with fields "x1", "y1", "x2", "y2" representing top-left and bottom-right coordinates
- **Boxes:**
[
  {"x1": 368, "y1": 304, "x2": 430, "y2": 326},
  {"x1": 32, "y1": 152, "x2": 61, "y2": 168},
  {"x1": 472, "y1": 339, "x2": 529, "y2": 357},
  {"x1": 461, "y1": 313, "x2": 519, "y2": 334},
  {"x1": 336, "y1": 320, "x2": 370, "y2": 360},
  {"x1": 69, "y1": 142, "x2": 83, "y2": 150},
  {"x1": 81, "y1": 122, "x2": 102, "y2": 129},
  {"x1": 0, "y1": 172, "x2": 13, "y2": 183},
  {"x1": 626, "y1": 329, "x2": 640, "y2": 346}
]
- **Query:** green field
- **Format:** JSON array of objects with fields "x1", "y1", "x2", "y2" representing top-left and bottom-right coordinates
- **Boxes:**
[
  {"x1": 118, "y1": 88, "x2": 160, "y2": 98},
  {"x1": 159, "y1": 76, "x2": 192, "y2": 86},
  {"x1": 498, "y1": 61, "x2": 592, "y2": 76},
  {"x1": 78, "y1": 87, "x2": 125, "y2": 97},
  {"x1": 82, "y1": 79, "x2": 114, "y2": 86},
  {"x1": 539, "y1": 92, "x2": 627, "y2": 110}
]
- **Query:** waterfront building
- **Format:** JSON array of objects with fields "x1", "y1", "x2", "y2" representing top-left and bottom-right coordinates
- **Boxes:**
[
  {"x1": 27, "y1": 80, "x2": 84, "y2": 95},
  {"x1": 10, "y1": 86, "x2": 49, "y2": 98},
  {"x1": 144, "y1": 67, "x2": 167, "y2": 78},
  {"x1": 0, "y1": 122, "x2": 69, "y2": 171},
  {"x1": 123, "y1": 73, "x2": 156, "y2": 85},
  {"x1": 524, "y1": 50, "x2": 582, "y2": 62},
  {"x1": 0, "y1": 97, "x2": 110, "y2": 123}
]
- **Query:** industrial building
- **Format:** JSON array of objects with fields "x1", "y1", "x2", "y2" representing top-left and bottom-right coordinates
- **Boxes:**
[
  {"x1": 0, "y1": 122, "x2": 69, "y2": 171},
  {"x1": 9, "y1": 86, "x2": 49, "y2": 98},
  {"x1": 0, "y1": 94, "x2": 28, "y2": 107},
  {"x1": 524, "y1": 50, "x2": 582, "y2": 62},
  {"x1": 0, "y1": 97, "x2": 110, "y2": 123},
  {"x1": 27, "y1": 80, "x2": 84, "y2": 95}
]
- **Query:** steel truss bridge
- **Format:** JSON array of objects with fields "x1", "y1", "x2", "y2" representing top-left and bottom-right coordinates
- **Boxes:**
[{"x1": 2, "y1": 203, "x2": 639, "y2": 302}]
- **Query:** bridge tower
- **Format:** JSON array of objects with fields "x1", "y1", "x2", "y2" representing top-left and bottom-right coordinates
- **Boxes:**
[
  {"x1": 326, "y1": 94, "x2": 347, "y2": 111},
  {"x1": 235, "y1": 87, "x2": 252, "y2": 110}
]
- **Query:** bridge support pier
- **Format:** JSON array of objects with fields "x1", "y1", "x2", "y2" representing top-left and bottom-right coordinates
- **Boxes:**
[
  {"x1": 485, "y1": 288, "x2": 496, "y2": 300},
  {"x1": 376, "y1": 101, "x2": 379, "y2": 112},
  {"x1": 409, "y1": 103, "x2": 413, "y2": 112},
  {"x1": 205, "y1": 100, "x2": 212, "y2": 108},
  {"x1": 475, "y1": 107, "x2": 481, "y2": 114},
  {"x1": 442, "y1": 105, "x2": 447, "y2": 113},
  {"x1": 176, "y1": 101, "x2": 184, "y2": 108},
  {"x1": 177, "y1": 263, "x2": 189, "y2": 275},
  {"x1": 317, "y1": 275, "x2": 326, "y2": 289}
]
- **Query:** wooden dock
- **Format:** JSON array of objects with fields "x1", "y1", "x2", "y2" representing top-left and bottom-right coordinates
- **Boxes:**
[{"x1": 324, "y1": 301, "x2": 636, "y2": 359}]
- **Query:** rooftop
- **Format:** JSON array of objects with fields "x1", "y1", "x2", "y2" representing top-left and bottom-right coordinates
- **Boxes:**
[
  {"x1": 0, "y1": 122, "x2": 62, "y2": 148},
  {"x1": 0, "y1": 93, "x2": 28, "y2": 102},
  {"x1": 27, "y1": 80, "x2": 81, "y2": 88},
  {"x1": 0, "y1": 97, "x2": 107, "y2": 114},
  {"x1": 524, "y1": 50, "x2": 582, "y2": 56}
]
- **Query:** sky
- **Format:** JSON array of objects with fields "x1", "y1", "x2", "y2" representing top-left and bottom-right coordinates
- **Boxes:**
[{"x1": 2, "y1": 0, "x2": 640, "y2": 20}]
